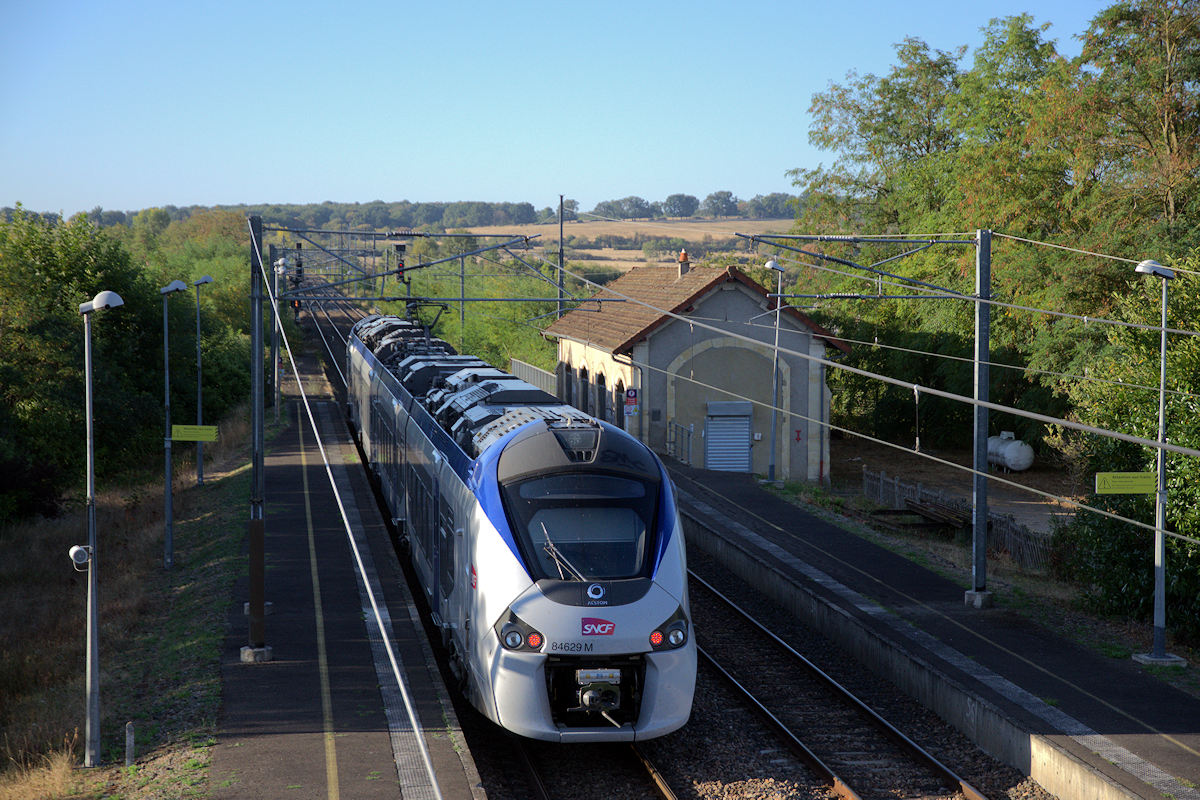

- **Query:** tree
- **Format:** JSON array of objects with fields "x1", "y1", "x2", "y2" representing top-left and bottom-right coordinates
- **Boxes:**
[
  {"x1": 1080, "y1": 0, "x2": 1200, "y2": 247},
  {"x1": 620, "y1": 196, "x2": 653, "y2": 219},
  {"x1": 498, "y1": 202, "x2": 536, "y2": 225},
  {"x1": 701, "y1": 190, "x2": 739, "y2": 217},
  {"x1": 662, "y1": 193, "x2": 700, "y2": 218},
  {"x1": 590, "y1": 199, "x2": 624, "y2": 219},
  {"x1": 744, "y1": 193, "x2": 796, "y2": 218},
  {"x1": 131, "y1": 207, "x2": 172, "y2": 255},
  {"x1": 0, "y1": 210, "x2": 160, "y2": 520},
  {"x1": 790, "y1": 36, "x2": 964, "y2": 233}
]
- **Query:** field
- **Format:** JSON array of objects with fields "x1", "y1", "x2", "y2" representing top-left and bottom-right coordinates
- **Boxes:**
[
  {"x1": 465, "y1": 217, "x2": 796, "y2": 273},
  {"x1": 467, "y1": 217, "x2": 794, "y2": 243}
]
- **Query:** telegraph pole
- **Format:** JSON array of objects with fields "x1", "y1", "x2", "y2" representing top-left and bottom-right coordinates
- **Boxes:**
[
  {"x1": 558, "y1": 195, "x2": 565, "y2": 319},
  {"x1": 244, "y1": 215, "x2": 271, "y2": 661},
  {"x1": 967, "y1": 229, "x2": 992, "y2": 608}
]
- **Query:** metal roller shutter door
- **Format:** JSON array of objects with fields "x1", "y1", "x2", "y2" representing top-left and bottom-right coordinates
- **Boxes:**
[{"x1": 705, "y1": 401, "x2": 752, "y2": 472}]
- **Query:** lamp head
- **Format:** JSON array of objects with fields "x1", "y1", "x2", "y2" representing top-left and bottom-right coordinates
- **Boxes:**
[
  {"x1": 1135, "y1": 259, "x2": 1175, "y2": 280},
  {"x1": 79, "y1": 290, "x2": 124, "y2": 315},
  {"x1": 68, "y1": 544, "x2": 91, "y2": 570},
  {"x1": 194, "y1": 275, "x2": 214, "y2": 287},
  {"x1": 765, "y1": 258, "x2": 782, "y2": 272},
  {"x1": 160, "y1": 280, "x2": 188, "y2": 295}
]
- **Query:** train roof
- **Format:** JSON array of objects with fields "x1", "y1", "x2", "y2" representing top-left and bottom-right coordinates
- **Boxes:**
[{"x1": 354, "y1": 315, "x2": 597, "y2": 459}]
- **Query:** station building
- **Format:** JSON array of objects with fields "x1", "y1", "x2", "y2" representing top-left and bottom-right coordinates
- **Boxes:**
[{"x1": 542, "y1": 252, "x2": 848, "y2": 483}]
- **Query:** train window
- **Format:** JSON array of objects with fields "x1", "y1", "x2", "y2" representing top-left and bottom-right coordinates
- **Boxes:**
[{"x1": 501, "y1": 474, "x2": 657, "y2": 581}]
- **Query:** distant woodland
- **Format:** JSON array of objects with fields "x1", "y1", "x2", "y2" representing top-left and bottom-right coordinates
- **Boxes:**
[{"x1": 3, "y1": 191, "x2": 802, "y2": 232}]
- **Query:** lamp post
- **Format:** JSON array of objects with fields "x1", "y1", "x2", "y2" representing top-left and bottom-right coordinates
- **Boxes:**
[
  {"x1": 161, "y1": 279, "x2": 188, "y2": 569},
  {"x1": 273, "y1": 259, "x2": 286, "y2": 421},
  {"x1": 193, "y1": 276, "x2": 213, "y2": 486},
  {"x1": 1131, "y1": 259, "x2": 1185, "y2": 666},
  {"x1": 75, "y1": 289, "x2": 123, "y2": 768},
  {"x1": 766, "y1": 258, "x2": 783, "y2": 483}
]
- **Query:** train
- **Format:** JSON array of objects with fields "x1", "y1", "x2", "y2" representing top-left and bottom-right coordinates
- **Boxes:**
[{"x1": 346, "y1": 314, "x2": 696, "y2": 742}]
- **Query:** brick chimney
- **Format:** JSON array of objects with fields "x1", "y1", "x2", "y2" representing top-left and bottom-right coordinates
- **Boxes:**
[{"x1": 678, "y1": 248, "x2": 690, "y2": 277}]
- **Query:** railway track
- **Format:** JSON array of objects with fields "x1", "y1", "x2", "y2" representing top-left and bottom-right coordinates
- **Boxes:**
[
  {"x1": 296, "y1": 284, "x2": 1025, "y2": 799},
  {"x1": 511, "y1": 736, "x2": 679, "y2": 800},
  {"x1": 689, "y1": 565, "x2": 987, "y2": 800}
]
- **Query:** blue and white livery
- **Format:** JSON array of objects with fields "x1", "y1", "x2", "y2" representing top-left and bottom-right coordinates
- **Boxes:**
[{"x1": 346, "y1": 315, "x2": 695, "y2": 742}]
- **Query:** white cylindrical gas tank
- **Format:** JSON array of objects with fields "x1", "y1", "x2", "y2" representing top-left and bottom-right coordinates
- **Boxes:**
[{"x1": 987, "y1": 432, "x2": 1034, "y2": 472}]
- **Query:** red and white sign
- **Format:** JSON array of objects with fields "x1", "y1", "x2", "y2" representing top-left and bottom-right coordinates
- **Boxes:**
[{"x1": 582, "y1": 617, "x2": 616, "y2": 635}]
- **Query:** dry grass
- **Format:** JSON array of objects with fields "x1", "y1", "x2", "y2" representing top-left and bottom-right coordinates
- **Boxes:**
[
  {"x1": 458, "y1": 217, "x2": 791, "y2": 279},
  {"x1": 0, "y1": 748, "x2": 75, "y2": 800},
  {"x1": 466, "y1": 217, "x2": 794, "y2": 244},
  {"x1": 0, "y1": 408, "x2": 256, "y2": 799}
]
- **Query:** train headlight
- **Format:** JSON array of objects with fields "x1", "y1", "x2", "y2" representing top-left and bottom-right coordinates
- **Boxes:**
[
  {"x1": 495, "y1": 610, "x2": 543, "y2": 652},
  {"x1": 649, "y1": 606, "x2": 689, "y2": 651}
]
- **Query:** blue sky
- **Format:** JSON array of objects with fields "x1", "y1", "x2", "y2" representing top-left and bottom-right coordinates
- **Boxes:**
[{"x1": 2, "y1": 1, "x2": 1105, "y2": 217}]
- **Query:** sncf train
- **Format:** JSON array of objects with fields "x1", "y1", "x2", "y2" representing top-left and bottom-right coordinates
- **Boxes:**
[{"x1": 346, "y1": 315, "x2": 696, "y2": 742}]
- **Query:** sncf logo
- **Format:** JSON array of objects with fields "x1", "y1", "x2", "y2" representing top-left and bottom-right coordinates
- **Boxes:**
[{"x1": 581, "y1": 617, "x2": 616, "y2": 636}]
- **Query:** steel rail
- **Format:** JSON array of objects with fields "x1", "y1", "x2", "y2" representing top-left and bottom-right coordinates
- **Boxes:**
[
  {"x1": 630, "y1": 744, "x2": 680, "y2": 800},
  {"x1": 697, "y1": 645, "x2": 862, "y2": 800},
  {"x1": 509, "y1": 735, "x2": 552, "y2": 800},
  {"x1": 691, "y1": 571, "x2": 988, "y2": 800}
]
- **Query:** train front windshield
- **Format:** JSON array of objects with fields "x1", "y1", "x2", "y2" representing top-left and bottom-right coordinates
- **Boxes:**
[{"x1": 502, "y1": 473, "x2": 659, "y2": 581}]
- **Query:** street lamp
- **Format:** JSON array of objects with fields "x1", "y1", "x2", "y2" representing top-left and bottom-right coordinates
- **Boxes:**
[
  {"x1": 273, "y1": 259, "x2": 287, "y2": 420},
  {"x1": 193, "y1": 276, "x2": 213, "y2": 485},
  {"x1": 1131, "y1": 259, "x2": 1185, "y2": 666},
  {"x1": 766, "y1": 258, "x2": 784, "y2": 483},
  {"x1": 161, "y1": 279, "x2": 188, "y2": 569},
  {"x1": 75, "y1": 289, "x2": 123, "y2": 768}
]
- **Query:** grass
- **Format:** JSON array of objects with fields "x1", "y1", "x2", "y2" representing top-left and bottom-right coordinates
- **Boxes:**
[{"x1": 0, "y1": 405, "x2": 282, "y2": 799}]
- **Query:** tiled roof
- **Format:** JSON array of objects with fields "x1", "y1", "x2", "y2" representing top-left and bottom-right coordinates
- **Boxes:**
[{"x1": 543, "y1": 264, "x2": 848, "y2": 355}]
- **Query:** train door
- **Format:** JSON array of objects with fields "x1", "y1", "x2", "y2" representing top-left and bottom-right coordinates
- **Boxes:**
[
  {"x1": 408, "y1": 457, "x2": 437, "y2": 595},
  {"x1": 368, "y1": 397, "x2": 382, "y2": 474},
  {"x1": 391, "y1": 409, "x2": 406, "y2": 527},
  {"x1": 435, "y1": 492, "x2": 457, "y2": 643}
]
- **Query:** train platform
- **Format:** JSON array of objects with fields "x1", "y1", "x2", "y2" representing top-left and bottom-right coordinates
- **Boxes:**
[
  {"x1": 209, "y1": 357, "x2": 483, "y2": 800},
  {"x1": 666, "y1": 461, "x2": 1200, "y2": 800}
]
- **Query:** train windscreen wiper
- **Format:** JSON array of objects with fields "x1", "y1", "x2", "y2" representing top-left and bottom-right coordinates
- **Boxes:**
[{"x1": 541, "y1": 523, "x2": 585, "y2": 581}]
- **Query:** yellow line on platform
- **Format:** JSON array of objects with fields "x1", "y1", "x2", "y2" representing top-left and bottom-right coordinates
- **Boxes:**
[{"x1": 300, "y1": 421, "x2": 341, "y2": 800}]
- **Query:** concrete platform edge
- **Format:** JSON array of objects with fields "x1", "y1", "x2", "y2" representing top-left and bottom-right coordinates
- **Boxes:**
[
  {"x1": 319, "y1": 402, "x2": 487, "y2": 800},
  {"x1": 681, "y1": 509, "x2": 1148, "y2": 800}
]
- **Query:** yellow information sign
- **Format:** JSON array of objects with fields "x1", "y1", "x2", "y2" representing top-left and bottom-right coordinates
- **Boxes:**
[
  {"x1": 1095, "y1": 472, "x2": 1156, "y2": 495},
  {"x1": 172, "y1": 425, "x2": 218, "y2": 442}
]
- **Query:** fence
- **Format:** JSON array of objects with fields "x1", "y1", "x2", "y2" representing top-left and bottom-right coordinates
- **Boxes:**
[
  {"x1": 666, "y1": 421, "x2": 694, "y2": 466},
  {"x1": 861, "y1": 467, "x2": 1053, "y2": 573},
  {"x1": 509, "y1": 359, "x2": 557, "y2": 395}
]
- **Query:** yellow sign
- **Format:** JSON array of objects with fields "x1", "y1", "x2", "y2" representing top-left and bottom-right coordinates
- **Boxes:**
[
  {"x1": 172, "y1": 425, "x2": 218, "y2": 442},
  {"x1": 1095, "y1": 472, "x2": 1156, "y2": 495}
]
